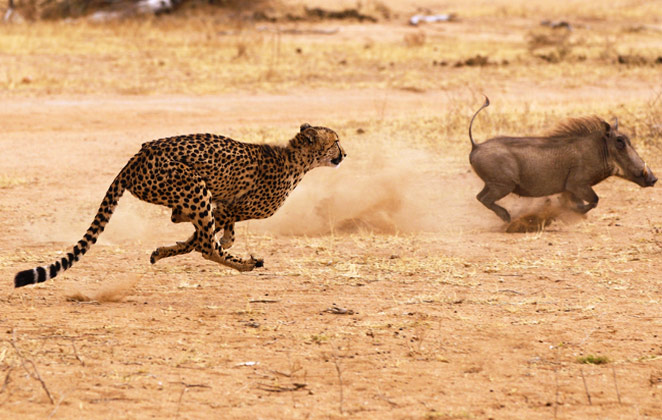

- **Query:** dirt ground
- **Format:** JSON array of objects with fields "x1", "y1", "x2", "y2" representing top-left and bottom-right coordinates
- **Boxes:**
[{"x1": 1, "y1": 2, "x2": 662, "y2": 419}]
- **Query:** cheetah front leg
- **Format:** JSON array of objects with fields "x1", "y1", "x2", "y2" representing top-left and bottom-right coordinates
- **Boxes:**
[
  {"x1": 219, "y1": 223, "x2": 235, "y2": 249},
  {"x1": 205, "y1": 244, "x2": 263, "y2": 272},
  {"x1": 194, "y1": 210, "x2": 261, "y2": 272},
  {"x1": 211, "y1": 206, "x2": 235, "y2": 249}
]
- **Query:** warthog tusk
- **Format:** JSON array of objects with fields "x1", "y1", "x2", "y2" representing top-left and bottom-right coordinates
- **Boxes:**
[{"x1": 643, "y1": 163, "x2": 649, "y2": 177}]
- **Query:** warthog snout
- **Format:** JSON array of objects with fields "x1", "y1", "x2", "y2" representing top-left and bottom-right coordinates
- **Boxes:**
[{"x1": 643, "y1": 164, "x2": 657, "y2": 186}]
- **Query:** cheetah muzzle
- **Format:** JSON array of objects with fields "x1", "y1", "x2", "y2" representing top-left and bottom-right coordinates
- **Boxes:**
[
  {"x1": 14, "y1": 123, "x2": 346, "y2": 288},
  {"x1": 330, "y1": 141, "x2": 345, "y2": 166}
]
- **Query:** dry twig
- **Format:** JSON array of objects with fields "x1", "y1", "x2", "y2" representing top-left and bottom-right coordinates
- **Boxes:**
[
  {"x1": 376, "y1": 392, "x2": 398, "y2": 407},
  {"x1": 580, "y1": 368, "x2": 592, "y2": 405},
  {"x1": 256, "y1": 383, "x2": 307, "y2": 392},
  {"x1": 10, "y1": 331, "x2": 55, "y2": 405},
  {"x1": 0, "y1": 368, "x2": 13, "y2": 394},
  {"x1": 612, "y1": 365, "x2": 622, "y2": 404},
  {"x1": 268, "y1": 367, "x2": 302, "y2": 378},
  {"x1": 70, "y1": 338, "x2": 84, "y2": 366},
  {"x1": 47, "y1": 393, "x2": 68, "y2": 419},
  {"x1": 553, "y1": 349, "x2": 559, "y2": 419},
  {"x1": 332, "y1": 355, "x2": 344, "y2": 414},
  {"x1": 173, "y1": 381, "x2": 211, "y2": 419},
  {"x1": 175, "y1": 387, "x2": 187, "y2": 419}
]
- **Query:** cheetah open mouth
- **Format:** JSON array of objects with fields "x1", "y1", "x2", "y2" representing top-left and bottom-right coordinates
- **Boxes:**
[
  {"x1": 331, "y1": 154, "x2": 343, "y2": 166},
  {"x1": 330, "y1": 141, "x2": 344, "y2": 166}
]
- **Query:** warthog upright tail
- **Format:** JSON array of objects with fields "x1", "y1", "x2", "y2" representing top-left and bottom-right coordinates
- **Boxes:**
[{"x1": 469, "y1": 96, "x2": 490, "y2": 150}]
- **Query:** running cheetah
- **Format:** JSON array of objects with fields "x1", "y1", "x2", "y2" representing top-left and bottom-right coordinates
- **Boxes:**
[{"x1": 14, "y1": 124, "x2": 346, "y2": 287}]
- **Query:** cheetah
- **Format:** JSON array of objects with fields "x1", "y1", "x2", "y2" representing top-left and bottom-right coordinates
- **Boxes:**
[{"x1": 14, "y1": 124, "x2": 346, "y2": 288}]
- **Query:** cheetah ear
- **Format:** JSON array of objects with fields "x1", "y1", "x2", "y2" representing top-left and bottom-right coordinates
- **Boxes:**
[{"x1": 299, "y1": 123, "x2": 314, "y2": 144}]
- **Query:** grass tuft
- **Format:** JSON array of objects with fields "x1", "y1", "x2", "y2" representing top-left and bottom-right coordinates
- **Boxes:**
[{"x1": 577, "y1": 354, "x2": 610, "y2": 365}]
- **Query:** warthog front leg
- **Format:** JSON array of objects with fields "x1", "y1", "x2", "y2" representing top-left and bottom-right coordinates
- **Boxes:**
[
  {"x1": 564, "y1": 186, "x2": 599, "y2": 214},
  {"x1": 477, "y1": 183, "x2": 514, "y2": 223}
]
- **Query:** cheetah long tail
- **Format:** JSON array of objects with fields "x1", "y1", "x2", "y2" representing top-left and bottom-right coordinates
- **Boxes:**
[{"x1": 14, "y1": 173, "x2": 127, "y2": 288}]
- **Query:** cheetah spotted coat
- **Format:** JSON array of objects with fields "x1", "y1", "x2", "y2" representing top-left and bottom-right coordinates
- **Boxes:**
[{"x1": 15, "y1": 124, "x2": 346, "y2": 288}]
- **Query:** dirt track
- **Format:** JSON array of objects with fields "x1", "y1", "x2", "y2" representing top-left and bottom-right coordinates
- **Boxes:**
[{"x1": 1, "y1": 89, "x2": 661, "y2": 419}]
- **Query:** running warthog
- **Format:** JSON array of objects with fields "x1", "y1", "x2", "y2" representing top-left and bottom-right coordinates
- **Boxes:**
[{"x1": 469, "y1": 97, "x2": 657, "y2": 222}]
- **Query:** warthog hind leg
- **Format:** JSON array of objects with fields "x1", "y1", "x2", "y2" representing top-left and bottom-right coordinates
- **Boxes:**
[{"x1": 477, "y1": 183, "x2": 514, "y2": 223}]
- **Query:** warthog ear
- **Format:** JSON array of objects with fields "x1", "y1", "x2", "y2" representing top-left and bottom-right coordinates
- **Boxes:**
[
  {"x1": 603, "y1": 121, "x2": 611, "y2": 135},
  {"x1": 300, "y1": 123, "x2": 311, "y2": 132}
]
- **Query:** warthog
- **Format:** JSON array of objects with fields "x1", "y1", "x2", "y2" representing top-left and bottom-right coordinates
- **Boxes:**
[{"x1": 469, "y1": 97, "x2": 657, "y2": 222}]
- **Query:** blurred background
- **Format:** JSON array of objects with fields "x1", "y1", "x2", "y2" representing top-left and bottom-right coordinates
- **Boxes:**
[{"x1": 2, "y1": 3, "x2": 662, "y2": 420}]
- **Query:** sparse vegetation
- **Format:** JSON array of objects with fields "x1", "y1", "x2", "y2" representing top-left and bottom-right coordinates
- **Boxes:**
[
  {"x1": 1, "y1": 0, "x2": 661, "y2": 419},
  {"x1": 0, "y1": 174, "x2": 27, "y2": 188},
  {"x1": 577, "y1": 355, "x2": 610, "y2": 365}
]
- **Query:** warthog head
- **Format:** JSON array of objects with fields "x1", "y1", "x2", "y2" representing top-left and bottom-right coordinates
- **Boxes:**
[{"x1": 605, "y1": 118, "x2": 657, "y2": 187}]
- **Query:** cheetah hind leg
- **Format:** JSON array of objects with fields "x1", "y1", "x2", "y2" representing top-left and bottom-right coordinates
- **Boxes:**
[
  {"x1": 210, "y1": 206, "x2": 235, "y2": 249},
  {"x1": 150, "y1": 207, "x2": 201, "y2": 263},
  {"x1": 173, "y1": 193, "x2": 262, "y2": 272},
  {"x1": 150, "y1": 233, "x2": 197, "y2": 264},
  {"x1": 152, "y1": 221, "x2": 237, "y2": 263},
  {"x1": 132, "y1": 158, "x2": 260, "y2": 272},
  {"x1": 152, "y1": 210, "x2": 218, "y2": 263},
  {"x1": 170, "y1": 207, "x2": 191, "y2": 223},
  {"x1": 150, "y1": 224, "x2": 262, "y2": 271}
]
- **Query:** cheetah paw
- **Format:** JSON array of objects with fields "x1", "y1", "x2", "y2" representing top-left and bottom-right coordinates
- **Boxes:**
[{"x1": 238, "y1": 255, "x2": 263, "y2": 271}]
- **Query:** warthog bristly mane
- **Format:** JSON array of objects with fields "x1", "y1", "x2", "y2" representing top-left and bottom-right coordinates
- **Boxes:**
[{"x1": 545, "y1": 116, "x2": 607, "y2": 138}]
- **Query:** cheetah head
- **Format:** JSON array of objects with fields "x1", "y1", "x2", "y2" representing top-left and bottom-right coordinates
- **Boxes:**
[{"x1": 293, "y1": 123, "x2": 347, "y2": 168}]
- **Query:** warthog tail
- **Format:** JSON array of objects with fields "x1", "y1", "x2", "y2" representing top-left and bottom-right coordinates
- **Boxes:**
[{"x1": 469, "y1": 96, "x2": 490, "y2": 150}]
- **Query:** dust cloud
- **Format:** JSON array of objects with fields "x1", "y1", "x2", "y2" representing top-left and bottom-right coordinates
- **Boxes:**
[
  {"x1": 252, "y1": 135, "x2": 586, "y2": 236},
  {"x1": 252, "y1": 137, "x2": 480, "y2": 235},
  {"x1": 65, "y1": 275, "x2": 138, "y2": 303},
  {"x1": 505, "y1": 195, "x2": 586, "y2": 233}
]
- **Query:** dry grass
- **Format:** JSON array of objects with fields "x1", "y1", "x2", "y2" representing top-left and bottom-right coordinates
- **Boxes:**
[
  {"x1": 0, "y1": 174, "x2": 27, "y2": 188},
  {"x1": 1, "y1": 0, "x2": 662, "y2": 96},
  {"x1": 1, "y1": 1, "x2": 661, "y2": 418}
]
